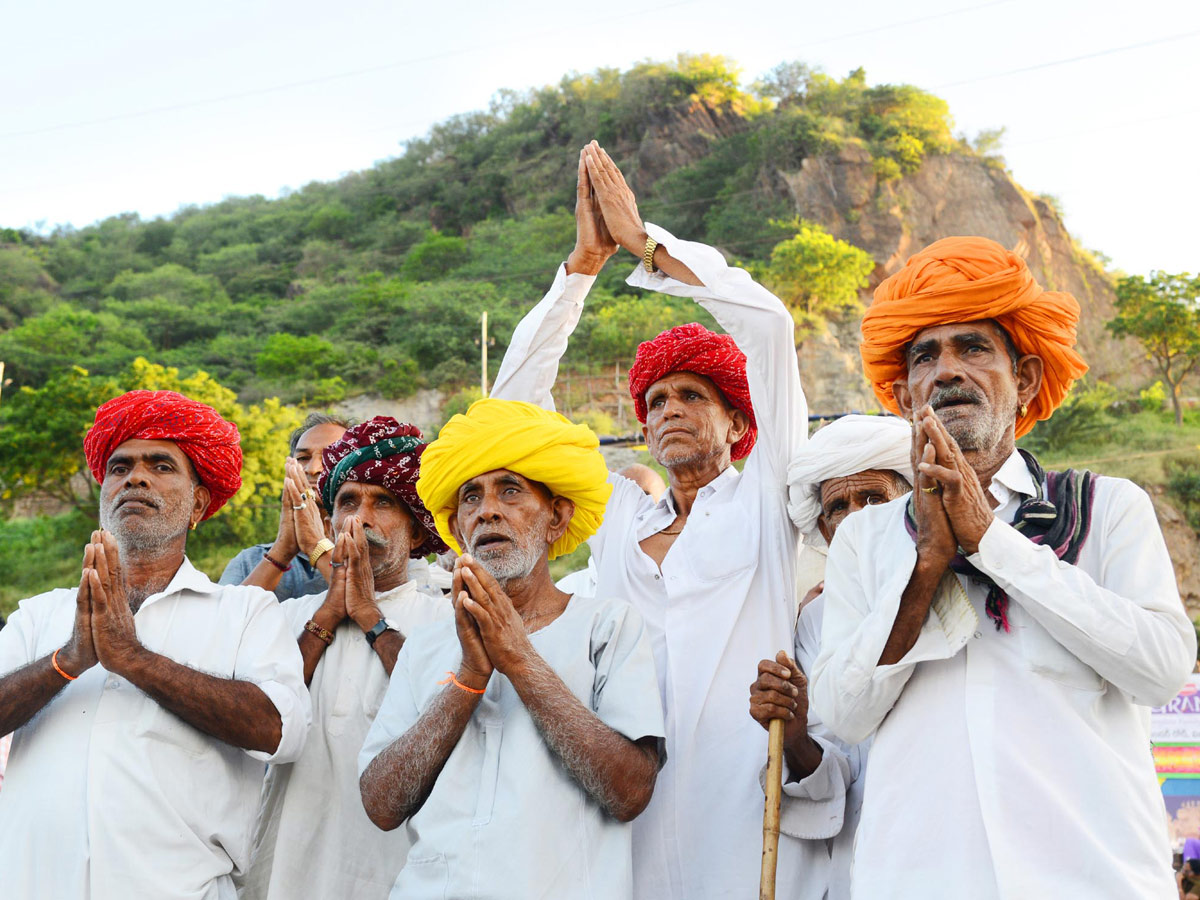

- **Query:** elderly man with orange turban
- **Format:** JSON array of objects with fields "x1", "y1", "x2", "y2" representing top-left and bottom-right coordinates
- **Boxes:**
[
  {"x1": 808, "y1": 237, "x2": 1196, "y2": 899},
  {"x1": 0, "y1": 390, "x2": 309, "y2": 900},
  {"x1": 358, "y1": 398, "x2": 665, "y2": 899},
  {"x1": 491, "y1": 143, "x2": 850, "y2": 900}
]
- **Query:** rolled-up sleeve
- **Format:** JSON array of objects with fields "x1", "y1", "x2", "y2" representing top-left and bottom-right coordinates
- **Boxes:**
[
  {"x1": 233, "y1": 590, "x2": 311, "y2": 764},
  {"x1": 762, "y1": 731, "x2": 852, "y2": 840}
]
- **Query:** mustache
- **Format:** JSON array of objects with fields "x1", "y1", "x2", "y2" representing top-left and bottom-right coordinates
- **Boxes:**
[
  {"x1": 929, "y1": 385, "x2": 984, "y2": 410},
  {"x1": 362, "y1": 526, "x2": 389, "y2": 548},
  {"x1": 467, "y1": 525, "x2": 518, "y2": 552},
  {"x1": 115, "y1": 491, "x2": 160, "y2": 509}
]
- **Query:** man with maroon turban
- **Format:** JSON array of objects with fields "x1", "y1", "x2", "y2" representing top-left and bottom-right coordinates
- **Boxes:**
[
  {"x1": 0, "y1": 390, "x2": 310, "y2": 900},
  {"x1": 242, "y1": 417, "x2": 452, "y2": 900},
  {"x1": 809, "y1": 237, "x2": 1196, "y2": 899},
  {"x1": 491, "y1": 143, "x2": 847, "y2": 900}
]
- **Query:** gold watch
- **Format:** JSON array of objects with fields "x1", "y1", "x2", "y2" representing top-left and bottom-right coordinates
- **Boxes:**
[{"x1": 308, "y1": 538, "x2": 335, "y2": 567}]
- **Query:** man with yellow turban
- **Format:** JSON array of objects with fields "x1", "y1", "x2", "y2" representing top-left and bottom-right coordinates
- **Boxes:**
[
  {"x1": 358, "y1": 398, "x2": 665, "y2": 899},
  {"x1": 0, "y1": 390, "x2": 310, "y2": 900},
  {"x1": 808, "y1": 237, "x2": 1196, "y2": 899},
  {"x1": 491, "y1": 143, "x2": 850, "y2": 900}
]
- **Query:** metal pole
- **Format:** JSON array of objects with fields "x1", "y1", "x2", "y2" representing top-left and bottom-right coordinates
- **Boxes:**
[
  {"x1": 0, "y1": 361, "x2": 6, "y2": 414},
  {"x1": 481, "y1": 311, "x2": 489, "y2": 397}
]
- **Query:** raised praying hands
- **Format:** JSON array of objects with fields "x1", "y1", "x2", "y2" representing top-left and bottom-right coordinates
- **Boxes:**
[
  {"x1": 451, "y1": 556, "x2": 494, "y2": 691},
  {"x1": 567, "y1": 145, "x2": 619, "y2": 276}
]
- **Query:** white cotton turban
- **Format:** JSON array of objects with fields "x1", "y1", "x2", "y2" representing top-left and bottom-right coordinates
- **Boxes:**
[{"x1": 788, "y1": 414, "x2": 914, "y2": 546}]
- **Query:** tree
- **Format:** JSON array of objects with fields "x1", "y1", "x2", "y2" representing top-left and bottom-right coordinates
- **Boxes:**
[
  {"x1": 1108, "y1": 272, "x2": 1200, "y2": 425},
  {"x1": 755, "y1": 220, "x2": 874, "y2": 341}
]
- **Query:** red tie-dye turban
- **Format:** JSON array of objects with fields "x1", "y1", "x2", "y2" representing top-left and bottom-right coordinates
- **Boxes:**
[
  {"x1": 628, "y1": 323, "x2": 757, "y2": 460},
  {"x1": 83, "y1": 390, "x2": 243, "y2": 519}
]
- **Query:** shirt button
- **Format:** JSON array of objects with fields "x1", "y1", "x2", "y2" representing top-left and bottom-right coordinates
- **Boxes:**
[
  {"x1": 654, "y1": 574, "x2": 661, "y2": 580},
  {"x1": 974, "y1": 631, "x2": 982, "y2": 639}
]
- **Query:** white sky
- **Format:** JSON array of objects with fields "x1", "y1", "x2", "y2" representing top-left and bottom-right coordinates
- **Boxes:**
[{"x1": 2, "y1": 0, "x2": 1197, "y2": 276}]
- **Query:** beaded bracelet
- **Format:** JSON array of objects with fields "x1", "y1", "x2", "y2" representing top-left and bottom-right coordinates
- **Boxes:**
[
  {"x1": 304, "y1": 620, "x2": 334, "y2": 646},
  {"x1": 263, "y1": 551, "x2": 291, "y2": 573}
]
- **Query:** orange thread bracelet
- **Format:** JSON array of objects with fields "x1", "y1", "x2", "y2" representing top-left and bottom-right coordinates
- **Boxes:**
[
  {"x1": 438, "y1": 671, "x2": 486, "y2": 695},
  {"x1": 51, "y1": 649, "x2": 77, "y2": 682}
]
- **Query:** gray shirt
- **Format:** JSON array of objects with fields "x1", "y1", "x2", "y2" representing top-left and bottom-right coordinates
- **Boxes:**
[
  {"x1": 359, "y1": 593, "x2": 666, "y2": 900},
  {"x1": 219, "y1": 543, "x2": 327, "y2": 602}
]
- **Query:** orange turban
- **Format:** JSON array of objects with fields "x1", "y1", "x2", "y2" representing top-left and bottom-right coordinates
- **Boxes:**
[{"x1": 860, "y1": 236, "x2": 1088, "y2": 438}]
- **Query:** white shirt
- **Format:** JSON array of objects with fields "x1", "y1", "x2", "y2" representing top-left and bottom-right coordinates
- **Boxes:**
[
  {"x1": 811, "y1": 451, "x2": 1197, "y2": 899},
  {"x1": 358, "y1": 593, "x2": 666, "y2": 900},
  {"x1": 492, "y1": 224, "x2": 846, "y2": 900},
  {"x1": 241, "y1": 580, "x2": 452, "y2": 900},
  {"x1": 794, "y1": 592, "x2": 869, "y2": 900},
  {"x1": 0, "y1": 559, "x2": 310, "y2": 900}
]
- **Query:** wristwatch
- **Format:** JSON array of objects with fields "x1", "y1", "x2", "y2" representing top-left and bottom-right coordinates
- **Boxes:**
[
  {"x1": 364, "y1": 618, "x2": 397, "y2": 647},
  {"x1": 308, "y1": 538, "x2": 335, "y2": 567}
]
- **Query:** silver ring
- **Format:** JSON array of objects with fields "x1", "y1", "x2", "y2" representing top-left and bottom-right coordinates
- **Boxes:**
[
  {"x1": 329, "y1": 561, "x2": 345, "y2": 569},
  {"x1": 292, "y1": 503, "x2": 306, "y2": 510}
]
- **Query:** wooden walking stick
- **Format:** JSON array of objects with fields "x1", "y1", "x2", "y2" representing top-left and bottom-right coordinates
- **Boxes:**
[{"x1": 760, "y1": 716, "x2": 785, "y2": 900}]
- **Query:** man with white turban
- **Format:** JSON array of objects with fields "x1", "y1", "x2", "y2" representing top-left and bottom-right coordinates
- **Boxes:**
[{"x1": 750, "y1": 414, "x2": 913, "y2": 899}]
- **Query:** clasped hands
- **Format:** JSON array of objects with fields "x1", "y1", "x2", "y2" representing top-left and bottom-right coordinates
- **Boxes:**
[
  {"x1": 318, "y1": 516, "x2": 384, "y2": 634},
  {"x1": 911, "y1": 406, "x2": 996, "y2": 563},
  {"x1": 451, "y1": 555, "x2": 535, "y2": 693},
  {"x1": 271, "y1": 457, "x2": 327, "y2": 564},
  {"x1": 59, "y1": 530, "x2": 144, "y2": 678}
]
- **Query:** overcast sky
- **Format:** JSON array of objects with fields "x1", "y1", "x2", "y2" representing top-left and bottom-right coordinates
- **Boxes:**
[{"x1": 2, "y1": 0, "x2": 1197, "y2": 275}]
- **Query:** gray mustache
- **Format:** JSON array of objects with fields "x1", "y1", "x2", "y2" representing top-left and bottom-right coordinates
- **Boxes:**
[
  {"x1": 930, "y1": 385, "x2": 983, "y2": 409},
  {"x1": 362, "y1": 526, "x2": 389, "y2": 548}
]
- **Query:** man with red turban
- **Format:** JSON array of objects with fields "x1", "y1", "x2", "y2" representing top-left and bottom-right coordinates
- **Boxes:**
[
  {"x1": 0, "y1": 389, "x2": 310, "y2": 900},
  {"x1": 809, "y1": 237, "x2": 1195, "y2": 899},
  {"x1": 491, "y1": 143, "x2": 848, "y2": 900},
  {"x1": 243, "y1": 416, "x2": 452, "y2": 900}
]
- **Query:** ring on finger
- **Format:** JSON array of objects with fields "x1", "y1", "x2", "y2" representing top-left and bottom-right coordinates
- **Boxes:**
[
  {"x1": 921, "y1": 485, "x2": 940, "y2": 494},
  {"x1": 292, "y1": 503, "x2": 306, "y2": 510}
]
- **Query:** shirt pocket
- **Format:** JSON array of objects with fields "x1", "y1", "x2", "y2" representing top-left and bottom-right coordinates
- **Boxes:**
[
  {"x1": 686, "y1": 503, "x2": 756, "y2": 583},
  {"x1": 135, "y1": 702, "x2": 213, "y2": 758},
  {"x1": 472, "y1": 722, "x2": 503, "y2": 827},
  {"x1": 397, "y1": 852, "x2": 448, "y2": 899},
  {"x1": 1016, "y1": 618, "x2": 1104, "y2": 692}
]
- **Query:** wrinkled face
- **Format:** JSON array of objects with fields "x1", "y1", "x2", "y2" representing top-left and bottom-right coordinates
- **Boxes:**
[
  {"x1": 293, "y1": 423, "x2": 349, "y2": 492},
  {"x1": 817, "y1": 469, "x2": 910, "y2": 543},
  {"x1": 894, "y1": 320, "x2": 1025, "y2": 452},
  {"x1": 451, "y1": 470, "x2": 570, "y2": 583},
  {"x1": 98, "y1": 439, "x2": 210, "y2": 553},
  {"x1": 642, "y1": 371, "x2": 748, "y2": 469},
  {"x1": 331, "y1": 482, "x2": 418, "y2": 580}
]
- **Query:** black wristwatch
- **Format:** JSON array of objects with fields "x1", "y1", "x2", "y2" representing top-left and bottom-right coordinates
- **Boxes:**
[{"x1": 364, "y1": 618, "x2": 396, "y2": 646}]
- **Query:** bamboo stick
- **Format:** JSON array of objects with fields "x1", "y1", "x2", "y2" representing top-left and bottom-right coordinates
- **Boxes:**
[{"x1": 760, "y1": 716, "x2": 785, "y2": 900}]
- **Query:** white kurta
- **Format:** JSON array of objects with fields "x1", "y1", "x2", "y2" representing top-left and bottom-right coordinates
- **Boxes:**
[
  {"x1": 241, "y1": 580, "x2": 452, "y2": 900},
  {"x1": 793, "y1": 592, "x2": 869, "y2": 900},
  {"x1": 491, "y1": 224, "x2": 847, "y2": 900},
  {"x1": 0, "y1": 559, "x2": 310, "y2": 900},
  {"x1": 811, "y1": 451, "x2": 1196, "y2": 899},
  {"x1": 358, "y1": 593, "x2": 666, "y2": 900}
]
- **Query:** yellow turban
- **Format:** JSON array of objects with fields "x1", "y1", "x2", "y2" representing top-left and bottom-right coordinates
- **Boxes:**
[
  {"x1": 415, "y1": 398, "x2": 613, "y2": 559},
  {"x1": 860, "y1": 236, "x2": 1089, "y2": 439}
]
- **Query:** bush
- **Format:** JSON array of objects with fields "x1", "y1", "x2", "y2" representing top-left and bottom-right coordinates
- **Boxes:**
[
  {"x1": 1141, "y1": 380, "x2": 1167, "y2": 413},
  {"x1": 1019, "y1": 381, "x2": 1118, "y2": 454},
  {"x1": 1167, "y1": 458, "x2": 1200, "y2": 533}
]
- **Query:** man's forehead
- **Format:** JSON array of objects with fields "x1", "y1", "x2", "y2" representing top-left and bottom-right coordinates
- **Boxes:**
[
  {"x1": 335, "y1": 480, "x2": 400, "y2": 503},
  {"x1": 108, "y1": 437, "x2": 187, "y2": 463},
  {"x1": 457, "y1": 468, "x2": 550, "y2": 498},
  {"x1": 908, "y1": 319, "x2": 1005, "y2": 347},
  {"x1": 295, "y1": 422, "x2": 347, "y2": 454},
  {"x1": 820, "y1": 469, "x2": 906, "y2": 498},
  {"x1": 646, "y1": 370, "x2": 722, "y2": 397}
]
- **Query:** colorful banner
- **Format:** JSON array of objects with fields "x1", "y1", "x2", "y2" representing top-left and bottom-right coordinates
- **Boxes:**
[{"x1": 1152, "y1": 676, "x2": 1200, "y2": 852}]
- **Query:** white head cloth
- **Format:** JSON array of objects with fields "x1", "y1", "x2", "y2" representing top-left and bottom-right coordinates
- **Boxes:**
[{"x1": 788, "y1": 414, "x2": 914, "y2": 546}]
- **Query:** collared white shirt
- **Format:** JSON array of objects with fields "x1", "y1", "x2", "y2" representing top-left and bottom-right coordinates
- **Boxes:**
[
  {"x1": 359, "y1": 593, "x2": 666, "y2": 900},
  {"x1": 0, "y1": 559, "x2": 310, "y2": 900},
  {"x1": 811, "y1": 451, "x2": 1196, "y2": 898},
  {"x1": 492, "y1": 224, "x2": 847, "y2": 900},
  {"x1": 241, "y1": 580, "x2": 451, "y2": 900}
]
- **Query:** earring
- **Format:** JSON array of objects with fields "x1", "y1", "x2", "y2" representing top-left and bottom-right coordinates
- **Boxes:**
[
  {"x1": 189, "y1": 521, "x2": 198, "y2": 532},
  {"x1": 1019, "y1": 404, "x2": 1028, "y2": 417}
]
